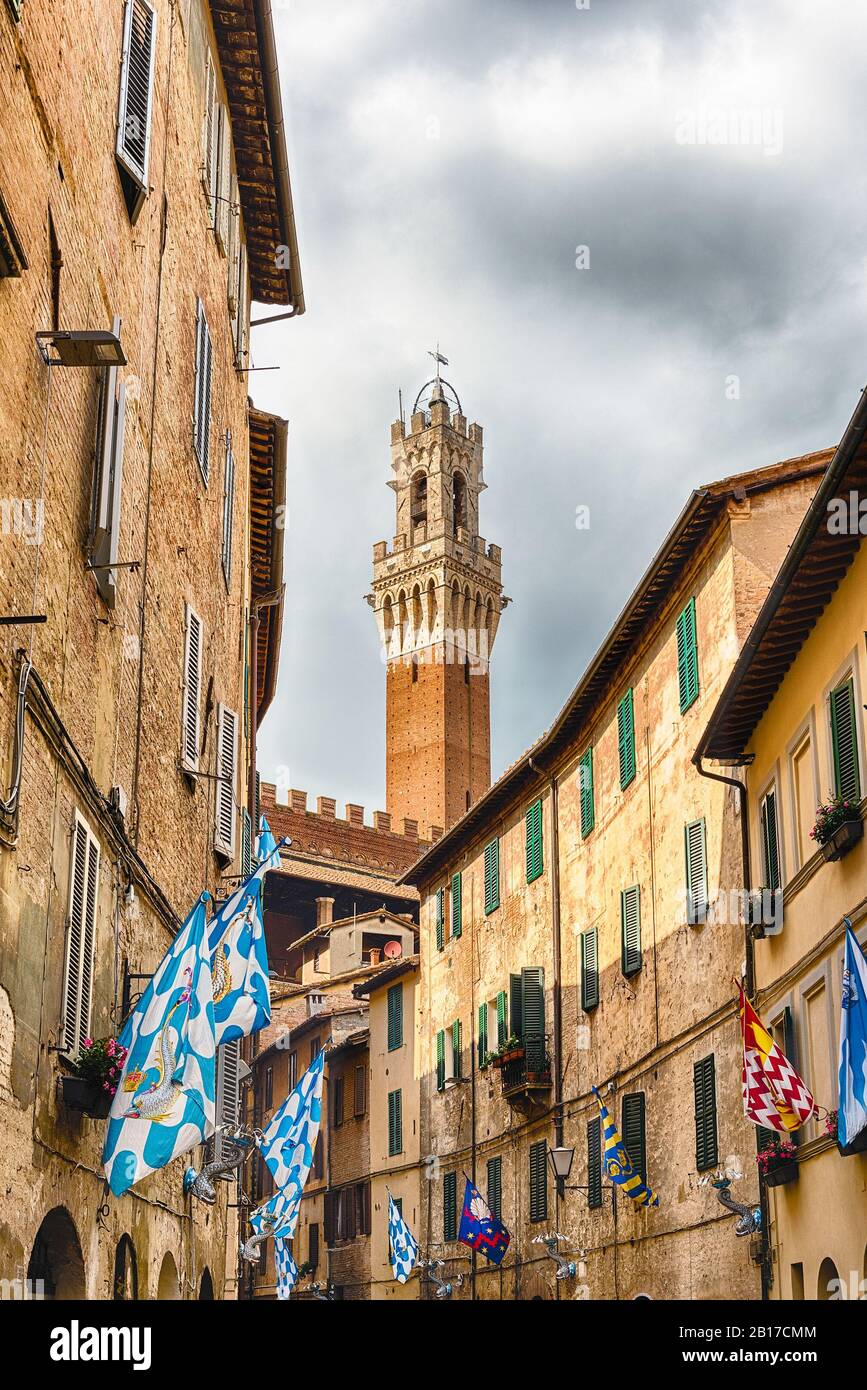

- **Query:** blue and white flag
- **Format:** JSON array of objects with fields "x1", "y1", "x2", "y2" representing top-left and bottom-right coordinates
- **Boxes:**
[
  {"x1": 208, "y1": 858, "x2": 273, "y2": 1046},
  {"x1": 250, "y1": 1184, "x2": 296, "y2": 1243},
  {"x1": 255, "y1": 816, "x2": 281, "y2": 871},
  {"x1": 256, "y1": 1049, "x2": 326, "y2": 1240},
  {"x1": 274, "y1": 1239, "x2": 298, "y2": 1300},
  {"x1": 387, "y1": 1191, "x2": 419, "y2": 1284},
  {"x1": 104, "y1": 897, "x2": 216, "y2": 1197},
  {"x1": 838, "y1": 924, "x2": 867, "y2": 1153}
]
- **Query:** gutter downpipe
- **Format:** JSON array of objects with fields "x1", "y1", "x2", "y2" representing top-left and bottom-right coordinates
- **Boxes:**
[
  {"x1": 691, "y1": 751, "x2": 769, "y2": 1297},
  {"x1": 530, "y1": 753, "x2": 563, "y2": 1301}
]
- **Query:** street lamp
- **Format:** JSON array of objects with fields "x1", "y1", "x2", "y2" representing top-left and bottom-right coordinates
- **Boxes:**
[
  {"x1": 548, "y1": 1146, "x2": 575, "y2": 1184},
  {"x1": 35, "y1": 329, "x2": 126, "y2": 367}
]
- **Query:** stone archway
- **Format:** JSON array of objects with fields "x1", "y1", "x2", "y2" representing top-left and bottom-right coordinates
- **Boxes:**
[
  {"x1": 27, "y1": 1207, "x2": 85, "y2": 1300},
  {"x1": 157, "y1": 1251, "x2": 181, "y2": 1301},
  {"x1": 199, "y1": 1268, "x2": 214, "y2": 1300},
  {"x1": 113, "y1": 1234, "x2": 138, "y2": 1300},
  {"x1": 818, "y1": 1256, "x2": 841, "y2": 1300}
]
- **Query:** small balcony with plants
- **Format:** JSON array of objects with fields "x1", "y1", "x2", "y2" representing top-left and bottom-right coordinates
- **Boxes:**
[
  {"x1": 756, "y1": 1135, "x2": 798, "y2": 1188},
  {"x1": 811, "y1": 795, "x2": 863, "y2": 863},
  {"x1": 59, "y1": 1035, "x2": 127, "y2": 1120},
  {"x1": 487, "y1": 1034, "x2": 552, "y2": 1113}
]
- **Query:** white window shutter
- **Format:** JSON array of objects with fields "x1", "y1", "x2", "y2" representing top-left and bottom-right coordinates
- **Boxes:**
[
  {"x1": 215, "y1": 703, "x2": 238, "y2": 855},
  {"x1": 201, "y1": 50, "x2": 216, "y2": 218},
  {"x1": 61, "y1": 814, "x2": 100, "y2": 1055},
  {"x1": 216, "y1": 104, "x2": 231, "y2": 252},
  {"x1": 115, "y1": 0, "x2": 158, "y2": 207},
  {"x1": 227, "y1": 175, "x2": 240, "y2": 315},
  {"x1": 685, "y1": 819, "x2": 708, "y2": 924},
  {"x1": 193, "y1": 299, "x2": 212, "y2": 483},
  {"x1": 234, "y1": 243, "x2": 249, "y2": 367},
  {"x1": 181, "y1": 604, "x2": 203, "y2": 774},
  {"x1": 221, "y1": 431, "x2": 235, "y2": 586},
  {"x1": 213, "y1": 1039, "x2": 241, "y2": 1162}
]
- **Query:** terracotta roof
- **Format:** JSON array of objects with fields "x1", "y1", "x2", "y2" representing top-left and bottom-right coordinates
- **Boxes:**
[
  {"x1": 270, "y1": 851, "x2": 420, "y2": 901},
  {"x1": 353, "y1": 953, "x2": 420, "y2": 996},
  {"x1": 399, "y1": 450, "x2": 829, "y2": 886},
  {"x1": 290, "y1": 908, "x2": 419, "y2": 952},
  {"x1": 699, "y1": 394, "x2": 867, "y2": 761},
  {"x1": 248, "y1": 407, "x2": 287, "y2": 722},
  {"x1": 210, "y1": 0, "x2": 304, "y2": 310}
]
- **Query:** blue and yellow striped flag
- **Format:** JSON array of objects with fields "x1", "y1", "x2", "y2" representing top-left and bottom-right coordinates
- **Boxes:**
[{"x1": 593, "y1": 1085, "x2": 659, "y2": 1209}]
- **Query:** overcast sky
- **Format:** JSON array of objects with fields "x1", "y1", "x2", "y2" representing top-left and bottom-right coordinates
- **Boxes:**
[{"x1": 253, "y1": 0, "x2": 867, "y2": 822}]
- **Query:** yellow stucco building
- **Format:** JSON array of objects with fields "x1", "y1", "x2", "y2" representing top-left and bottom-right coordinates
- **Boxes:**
[{"x1": 700, "y1": 388, "x2": 867, "y2": 1301}]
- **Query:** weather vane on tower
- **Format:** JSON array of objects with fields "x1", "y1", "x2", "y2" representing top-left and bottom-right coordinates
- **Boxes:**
[{"x1": 427, "y1": 343, "x2": 449, "y2": 387}]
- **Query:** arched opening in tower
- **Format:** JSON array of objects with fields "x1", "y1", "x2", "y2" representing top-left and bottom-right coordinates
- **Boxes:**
[
  {"x1": 411, "y1": 470, "x2": 428, "y2": 528},
  {"x1": 453, "y1": 471, "x2": 467, "y2": 535}
]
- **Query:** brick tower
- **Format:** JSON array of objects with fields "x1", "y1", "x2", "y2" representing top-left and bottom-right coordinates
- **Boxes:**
[{"x1": 369, "y1": 366, "x2": 505, "y2": 834}]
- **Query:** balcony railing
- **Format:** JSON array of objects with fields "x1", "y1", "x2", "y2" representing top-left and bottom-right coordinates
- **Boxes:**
[{"x1": 499, "y1": 1035, "x2": 552, "y2": 1111}]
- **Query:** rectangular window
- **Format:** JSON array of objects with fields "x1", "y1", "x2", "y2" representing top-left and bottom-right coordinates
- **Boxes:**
[
  {"x1": 693, "y1": 1054, "x2": 718, "y2": 1171},
  {"x1": 90, "y1": 327, "x2": 126, "y2": 611},
  {"x1": 676, "y1": 597, "x2": 700, "y2": 713},
  {"x1": 310, "y1": 1036, "x2": 321, "y2": 1065},
  {"x1": 760, "y1": 788, "x2": 781, "y2": 892},
  {"x1": 478, "y1": 1001, "x2": 488, "y2": 1069},
  {"x1": 451, "y1": 871, "x2": 462, "y2": 939},
  {"x1": 61, "y1": 813, "x2": 100, "y2": 1055},
  {"x1": 193, "y1": 299, "x2": 213, "y2": 483},
  {"x1": 487, "y1": 1156, "x2": 502, "y2": 1220},
  {"x1": 621, "y1": 1092, "x2": 647, "y2": 1184},
  {"x1": 221, "y1": 430, "x2": 235, "y2": 587},
  {"x1": 484, "y1": 838, "x2": 500, "y2": 914},
  {"x1": 387, "y1": 982, "x2": 404, "y2": 1051},
  {"x1": 387, "y1": 1088, "x2": 403, "y2": 1156},
  {"x1": 356, "y1": 1181, "x2": 371, "y2": 1236},
  {"x1": 587, "y1": 1116, "x2": 603, "y2": 1209},
  {"x1": 579, "y1": 745, "x2": 595, "y2": 838},
  {"x1": 308, "y1": 1223, "x2": 319, "y2": 1272},
  {"x1": 181, "y1": 604, "x2": 203, "y2": 774},
  {"x1": 435, "y1": 887, "x2": 445, "y2": 951},
  {"x1": 617, "y1": 688, "x2": 636, "y2": 789},
  {"x1": 529, "y1": 1139, "x2": 547, "y2": 1222},
  {"x1": 620, "y1": 884, "x2": 641, "y2": 976},
  {"x1": 525, "y1": 798, "x2": 543, "y2": 882},
  {"x1": 264, "y1": 1066, "x2": 273, "y2": 1110},
  {"x1": 581, "y1": 928, "x2": 599, "y2": 1010},
  {"x1": 520, "y1": 967, "x2": 546, "y2": 1072},
  {"x1": 685, "y1": 818, "x2": 708, "y2": 924},
  {"x1": 496, "y1": 990, "x2": 507, "y2": 1048},
  {"x1": 288, "y1": 1050, "x2": 298, "y2": 1090},
  {"x1": 214, "y1": 703, "x2": 238, "y2": 857},
  {"x1": 115, "y1": 0, "x2": 157, "y2": 222},
  {"x1": 443, "y1": 1171, "x2": 457, "y2": 1242},
  {"x1": 354, "y1": 1064, "x2": 366, "y2": 1117},
  {"x1": 333, "y1": 1075, "x2": 344, "y2": 1128},
  {"x1": 450, "y1": 1019, "x2": 462, "y2": 1080},
  {"x1": 830, "y1": 677, "x2": 861, "y2": 802},
  {"x1": 436, "y1": 1029, "x2": 446, "y2": 1092}
]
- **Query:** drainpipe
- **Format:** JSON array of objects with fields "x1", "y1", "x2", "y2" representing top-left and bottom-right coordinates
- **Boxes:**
[{"x1": 692, "y1": 751, "x2": 770, "y2": 1299}]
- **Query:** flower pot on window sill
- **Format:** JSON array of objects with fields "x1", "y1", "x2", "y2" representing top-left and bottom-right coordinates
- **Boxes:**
[
  {"x1": 60, "y1": 1075, "x2": 112, "y2": 1119},
  {"x1": 820, "y1": 818, "x2": 863, "y2": 862},
  {"x1": 762, "y1": 1157, "x2": 798, "y2": 1188}
]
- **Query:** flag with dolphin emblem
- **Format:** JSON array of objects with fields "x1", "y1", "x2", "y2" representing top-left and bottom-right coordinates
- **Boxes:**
[
  {"x1": 837, "y1": 924, "x2": 867, "y2": 1154},
  {"x1": 208, "y1": 856, "x2": 277, "y2": 1046},
  {"x1": 255, "y1": 816, "x2": 281, "y2": 871},
  {"x1": 593, "y1": 1085, "x2": 659, "y2": 1208},
  {"x1": 274, "y1": 1238, "x2": 298, "y2": 1299},
  {"x1": 740, "y1": 988, "x2": 816, "y2": 1132},
  {"x1": 387, "y1": 1191, "x2": 419, "y2": 1283},
  {"x1": 103, "y1": 896, "x2": 216, "y2": 1197},
  {"x1": 256, "y1": 1048, "x2": 326, "y2": 1239}
]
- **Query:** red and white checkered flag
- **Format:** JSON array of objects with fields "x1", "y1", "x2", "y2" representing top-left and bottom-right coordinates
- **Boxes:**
[{"x1": 740, "y1": 988, "x2": 816, "y2": 1132}]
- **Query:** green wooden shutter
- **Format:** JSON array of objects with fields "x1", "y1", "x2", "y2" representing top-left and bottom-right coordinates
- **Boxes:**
[
  {"x1": 484, "y1": 838, "x2": 500, "y2": 914},
  {"x1": 587, "y1": 1116, "x2": 603, "y2": 1208},
  {"x1": 830, "y1": 679, "x2": 861, "y2": 801},
  {"x1": 685, "y1": 818, "x2": 708, "y2": 924},
  {"x1": 617, "y1": 688, "x2": 636, "y2": 789},
  {"x1": 581, "y1": 928, "x2": 599, "y2": 1010},
  {"x1": 451, "y1": 872, "x2": 462, "y2": 938},
  {"x1": 387, "y1": 1088, "x2": 402, "y2": 1155},
  {"x1": 443, "y1": 1171, "x2": 457, "y2": 1241},
  {"x1": 435, "y1": 887, "x2": 445, "y2": 951},
  {"x1": 529, "y1": 1139, "x2": 548, "y2": 1222},
  {"x1": 620, "y1": 885, "x2": 641, "y2": 976},
  {"x1": 478, "y1": 1002, "x2": 488, "y2": 1068},
  {"x1": 621, "y1": 1092, "x2": 646, "y2": 1184},
  {"x1": 693, "y1": 1055, "x2": 718, "y2": 1171},
  {"x1": 452, "y1": 1019, "x2": 462, "y2": 1079},
  {"x1": 496, "y1": 990, "x2": 507, "y2": 1047},
  {"x1": 761, "y1": 790, "x2": 781, "y2": 893},
  {"x1": 436, "y1": 1029, "x2": 446, "y2": 1091},
  {"x1": 509, "y1": 973, "x2": 523, "y2": 1042},
  {"x1": 486, "y1": 1155, "x2": 502, "y2": 1220},
  {"x1": 676, "y1": 597, "x2": 699, "y2": 713},
  {"x1": 579, "y1": 746, "x2": 595, "y2": 838},
  {"x1": 387, "y1": 983, "x2": 403, "y2": 1051},
  {"x1": 522, "y1": 967, "x2": 545, "y2": 1071},
  {"x1": 525, "y1": 798, "x2": 543, "y2": 882}
]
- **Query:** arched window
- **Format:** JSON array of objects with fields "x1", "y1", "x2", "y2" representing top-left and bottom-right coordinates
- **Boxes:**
[
  {"x1": 452, "y1": 472, "x2": 467, "y2": 534},
  {"x1": 28, "y1": 1207, "x2": 86, "y2": 1300},
  {"x1": 818, "y1": 1257, "x2": 841, "y2": 1300},
  {"x1": 113, "y1": 1234, "x2": 138, "y2": 1300},
  {"x1": 199, "y1": 1268, "x2": 215, "y2": 1300},
  {"x1": 157, "y1": 1251, "x2": 181, "y2": 1301},
  {"x1": 411, "y1": 470, "x2": 427, "y2": 527}
]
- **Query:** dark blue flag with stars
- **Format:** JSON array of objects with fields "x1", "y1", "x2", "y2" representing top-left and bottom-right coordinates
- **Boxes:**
[{"x1": 458, "y1": 1177, "x2": 510, "y2": 1266}]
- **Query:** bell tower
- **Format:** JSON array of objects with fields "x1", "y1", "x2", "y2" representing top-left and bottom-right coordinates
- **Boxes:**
[{"x1": 369, "y1": 363, "x2": 506, "y2": 834}]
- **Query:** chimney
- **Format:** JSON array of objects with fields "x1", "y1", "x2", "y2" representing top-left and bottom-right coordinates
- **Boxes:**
[
  {"x1": 369, "y1": 947, "x2": 382, "y2": 966},
  {"x1": 315, "y1": 896, "x2": 335, "y2": 928}
]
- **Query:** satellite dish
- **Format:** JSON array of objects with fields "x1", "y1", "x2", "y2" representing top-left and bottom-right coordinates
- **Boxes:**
[{"x1": 383, "y1": 940, "x2": 402, "y2": 959}]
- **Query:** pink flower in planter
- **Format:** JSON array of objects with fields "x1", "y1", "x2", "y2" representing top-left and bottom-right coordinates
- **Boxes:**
[{"x1": 83, "y1": 1038, "x2": 93, "y2": 1049}]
